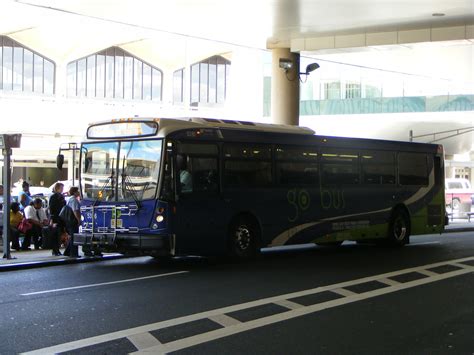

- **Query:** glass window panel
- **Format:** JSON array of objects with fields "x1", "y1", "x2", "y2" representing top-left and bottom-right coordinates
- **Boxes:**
[
  {"x1": 200, "y1": 62, "x2": 208, "y2": 103},
  {"x1": 76, "y1": 58, "x2": 86, "y2": 97},
  {"x1": 13, "y1": 47, "x2": 23, "y2": 91},
  {"x1": 96, "y1": 54, "x2": 105, "y2": 98},
  {"x1": 173, "y1": 69, "x2": 183, "y2": 103},
  {"x1": 178, "y1": 157, "x2": 218, "y2": 194},
  {"x1": 86, "y1": 55, "x2": 96, "y2": 97},
  {"x1": 66, "y1": 62, "x2": 76, "y2": 96},
  {"x1": 224, "y1": 144, "x2": 271, "y2": 160},
  {"x1": 209, "y1": 62, "x2": 216, "y2": 103},
  {"x1": 143, "y1": 63, "x2": 151, "y2": 100},
  {"x1": 399, "y1": 153, "x2": 428, "y2": 186},
  {"x1": 191, "y1": 64, "x2": 199, "y2": 103},
  {"x1": 224, "y1": 161, "x2": 272, "y2": 187},
  {"x1": 3, "y1": 45, "x2": 13, "y2": 90},
  {"x1": 124, "y1": 56, "x2": 133, "y2": 99},
  {"x1": 114, "y1": 55, "x2": 124, "y2": 99},
  {"x1": 23, "y1": 49, "x2": 33, "y2": 92},
  {"x1": 276, "y1": 146, "x2": 318, "y2": 161},
  {"x1": 118, "y1": 140, "x2": 162, "y2": 201},
  {"x1": 277, "y1": 162, "x2": 318, "y2": 185},
  {"x1": 33, "y1": 54, "x2": 44, "y2": 93},
  {"x1": 133, "y1": 59, "x2": 142, "y2": 100},
  {"x1": 321, "y1": 164, "x2": 359, "y2": 185},
  {"x1": 105, "y1": 53, "x2": 114, "y2": 98},
  {"x1": 217, "y1": 63, "x2": 225, "y2": 103},
  {"x1": 361, "y1": 150, "x2": 395, "y2": 184},
  {"x1": 81, "y1": 142, "x2": 119, "y2": 201},
  {"x1": 43, "y1": 59, "x2": 54, "y2": 95},
  {"x1": 151, "y1": 69, "x2": 161, "y2": 101}
]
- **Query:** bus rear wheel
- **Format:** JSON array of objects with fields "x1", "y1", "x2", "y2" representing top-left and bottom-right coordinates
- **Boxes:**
[
  {"x1": 387, "y1": 209, "x2": 410, "y2": 246},
  {"x1": 228, "y1": 217, "x2": 259, "y2": 260}
]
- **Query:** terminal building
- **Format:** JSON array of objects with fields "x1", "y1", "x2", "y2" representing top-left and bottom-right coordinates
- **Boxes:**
[{"x1": 0, "y1": 1, "x2": 473, "y2": 189}]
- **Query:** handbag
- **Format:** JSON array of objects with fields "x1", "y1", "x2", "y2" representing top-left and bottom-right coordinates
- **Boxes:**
[{"x1": 18, "y1": 218, "x2": 33, "y2": 234}]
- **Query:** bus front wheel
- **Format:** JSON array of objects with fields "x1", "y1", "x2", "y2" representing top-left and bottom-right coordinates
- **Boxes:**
[
  {"x1": 387, "y1": 208, "x2": 410, "y2": 246},
  {"x1": 228, "y1": 217, "x2": 259, "y2": 260}
]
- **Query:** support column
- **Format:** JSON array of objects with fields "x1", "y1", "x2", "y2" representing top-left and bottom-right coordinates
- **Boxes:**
[{"x1": 271, "y1": 48, "x2": 300, "y2": 126}]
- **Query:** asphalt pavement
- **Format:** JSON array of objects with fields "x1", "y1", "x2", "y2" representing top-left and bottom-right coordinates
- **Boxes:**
[{"x1": 0, "y1": 231, "x2": 473, "y2": 354}]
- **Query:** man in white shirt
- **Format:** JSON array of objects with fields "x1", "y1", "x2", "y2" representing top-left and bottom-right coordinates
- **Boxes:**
[{"x1": 23, "y1": 198, "x2": 49, "y2": 250}]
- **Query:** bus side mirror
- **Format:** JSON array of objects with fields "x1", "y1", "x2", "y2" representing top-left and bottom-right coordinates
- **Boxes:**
[
  {"x1": 84, "y1": 158, "x2": 90, "y2": 172},
  {"x1": 56, "y1": 154, "x2": 64, "y2": 170}
]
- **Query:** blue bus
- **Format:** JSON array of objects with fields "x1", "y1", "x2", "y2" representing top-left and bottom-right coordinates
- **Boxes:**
[{"x1": 72, "y1": 117, "x2": 445, "y2": 259}]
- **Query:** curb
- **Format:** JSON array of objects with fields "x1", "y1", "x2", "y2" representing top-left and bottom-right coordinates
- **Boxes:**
[
  {"x1": 443, "y1": 227, "x2": 474, "y2": 234},
  {"x1": 0, "y1": 254, "x2": 124, "y2": 272}
]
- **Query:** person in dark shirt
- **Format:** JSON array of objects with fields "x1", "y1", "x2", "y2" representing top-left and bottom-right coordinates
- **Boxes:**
[{"x1": 48, "y1": 182, "x2": 66, "y2": 256}]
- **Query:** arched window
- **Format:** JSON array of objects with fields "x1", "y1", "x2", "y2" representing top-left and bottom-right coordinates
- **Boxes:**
[
  {"x1": 190, "y1": 55, "x2": 230, "y2": 105},
  {"x1": 67, "y1": 47, "x2": 163, "y2": 101},
  {"x1": 0, "y1": 36, "x2": 55, "y2": 94}
]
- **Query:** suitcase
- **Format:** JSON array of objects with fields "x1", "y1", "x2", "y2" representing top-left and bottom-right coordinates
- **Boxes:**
[{"x1": 41, "y1": 226, "x2": 55, "y2": 249}]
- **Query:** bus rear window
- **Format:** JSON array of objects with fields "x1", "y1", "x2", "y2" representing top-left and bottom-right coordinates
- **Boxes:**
[{"x1": 399, "y1": 153, "x2": 429, "y2": 186}]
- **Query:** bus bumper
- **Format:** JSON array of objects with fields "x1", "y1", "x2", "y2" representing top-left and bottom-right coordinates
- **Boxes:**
[{"x1": 73, "y1": 233, "x2": 175, "y2": 255}]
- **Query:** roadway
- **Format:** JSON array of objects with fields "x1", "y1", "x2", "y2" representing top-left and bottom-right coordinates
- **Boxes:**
[{"x1": 0, "y1": 231, "x2": 473, "y2": 354}]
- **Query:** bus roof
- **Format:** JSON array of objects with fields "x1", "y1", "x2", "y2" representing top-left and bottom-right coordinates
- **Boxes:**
[{"x1": 86, "y1": 117, "x2": 315, "y2": 139}]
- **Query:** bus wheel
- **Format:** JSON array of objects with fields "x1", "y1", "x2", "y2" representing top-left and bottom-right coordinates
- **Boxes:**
[
  {"x1": 228, "y1": 217, "x2": 259, "y2": 260},
  {"x1": 388, "y1": 209, "x2": 410, "y2": 246}
]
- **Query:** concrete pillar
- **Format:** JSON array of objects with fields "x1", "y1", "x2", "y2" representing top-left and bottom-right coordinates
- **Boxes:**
[
  {"x1": 445, "y1": 154, "x2": 454, "y2": 179},
  {"x1": 271, "y1": 48, "x2": 300, "y2": 126}
]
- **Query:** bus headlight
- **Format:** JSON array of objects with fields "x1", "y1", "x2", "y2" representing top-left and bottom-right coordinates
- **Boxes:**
[{"x1": 156, "y1": 215, "x2": 164, "y2": 223}]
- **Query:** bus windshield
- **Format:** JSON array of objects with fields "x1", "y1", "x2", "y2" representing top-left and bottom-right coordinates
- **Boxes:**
[{"x1": 81, "y1": 139, "x2": 162, "y2": 202}]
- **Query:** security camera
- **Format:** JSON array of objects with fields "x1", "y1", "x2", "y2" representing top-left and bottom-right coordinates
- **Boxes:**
[{"x1": 279, "y1": 58, "x2": 293, "y2": 71}]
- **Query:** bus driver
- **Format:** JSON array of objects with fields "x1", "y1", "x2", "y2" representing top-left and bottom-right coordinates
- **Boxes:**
[{"x1": 177, "y1": 154, "x2": 192, "y2": 193}]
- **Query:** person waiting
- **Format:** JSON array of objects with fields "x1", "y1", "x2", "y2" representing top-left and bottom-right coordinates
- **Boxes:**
[
  {"x1": 23, "y1": 198, "x2": 49, "y2": 250},
  {"x1": 48, "y1": 182, "x2": 65, "y2": 256},
  {"x1": 9, "y1": 202, "x2": 22, "y2": 250},
  {"x1": 18, "y1": 181, "x2": 33, "y2": 212},
  {"x1": 63, "y1": 187, "x2": 81, "y2": 257}
]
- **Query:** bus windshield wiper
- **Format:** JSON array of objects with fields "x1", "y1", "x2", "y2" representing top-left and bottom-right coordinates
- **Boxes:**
[
  {"x1": 93, "y1": 168, "x2": 115, "y2": 206},
  {"x1": 121, "y1": 158, "x2": 142, "y2": 209}
]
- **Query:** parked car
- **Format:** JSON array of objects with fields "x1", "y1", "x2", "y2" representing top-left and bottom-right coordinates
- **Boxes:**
[{"x1": 445, "y1": 178, "x2": 474, "y2": 210}]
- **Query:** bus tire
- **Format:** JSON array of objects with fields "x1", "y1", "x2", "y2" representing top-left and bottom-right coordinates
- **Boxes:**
[
  {"x1": 228, "y1": 216, "x2": 260, "y2": 260},
  {"x1": 387, "y1": 208, "x2": 410, "y2": 246}
]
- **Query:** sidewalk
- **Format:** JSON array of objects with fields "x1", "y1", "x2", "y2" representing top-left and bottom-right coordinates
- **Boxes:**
[{"x1": 0, "y1": 247, "x2": 123, "y2": 271}]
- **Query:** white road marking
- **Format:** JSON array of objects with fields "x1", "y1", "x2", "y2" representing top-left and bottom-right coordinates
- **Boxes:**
[
  {"x1": 408, "y1": 241, "x2": 441, "y2": 246},
  {"x1": 20, "y1": 271, "x2": 189, "y2": 296},
  {"x1": 136, "y1": 267, "x2": 474, "y2": 354},
  {"x1": 208, "y1": 314, "x2": 241, "y2": 327},
  {"x1": 417, "y1": 269, "x2": 440, "y2": 277},
  {"x1": 273, "y1": 299, "x2": 304, "y2": 310},
  {"x1": 377, "y1": 278, "x2": 401, "y2": 286},
  {"x1": 128, "y1": 332, "x2": 162, "y2": 351},
  {"x1": 23, "y1": 256, "x2": 474, "y2": 355},
  {"x1": 331, "y1": 287, "x2": 357, "y2": 297}
]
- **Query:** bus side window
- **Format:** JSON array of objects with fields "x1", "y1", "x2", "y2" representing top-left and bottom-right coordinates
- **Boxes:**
[{"x1": 177, "y1": 155, "x2": 218, "y2": 194}]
